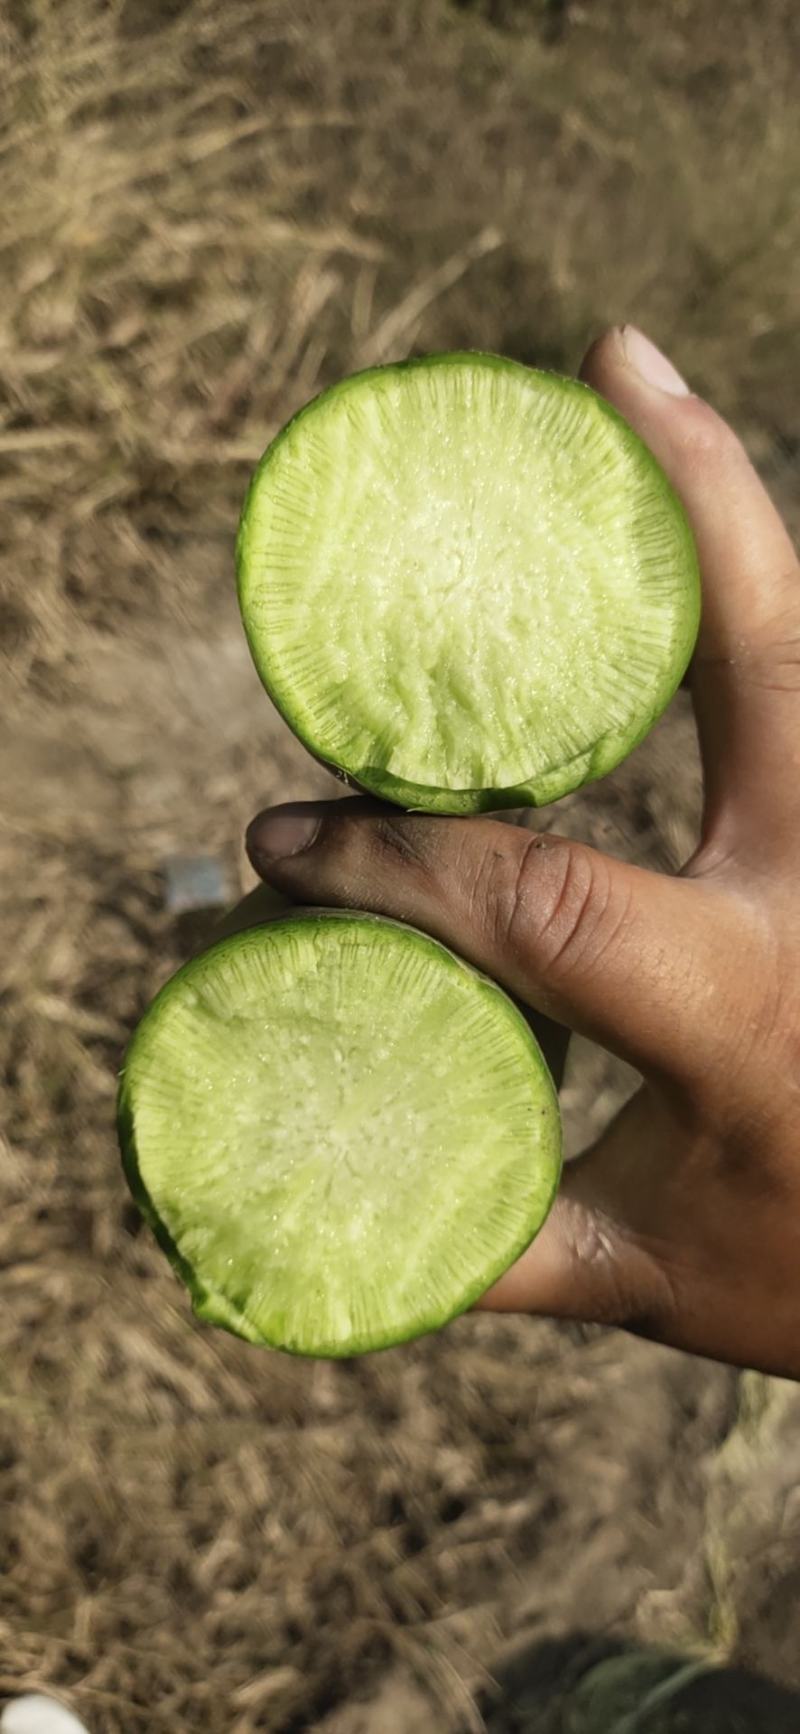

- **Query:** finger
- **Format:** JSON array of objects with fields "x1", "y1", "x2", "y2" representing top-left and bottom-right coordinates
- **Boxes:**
[
  {"x1": 476, "y1": 1092, "x2": 675, "y2": 1333},
  {"x1": 245, "y1": 800, "x2": 743, "y2": 1081},
  {"x1": 581, "y1": 327, "x2": 800, "y2": 856}
]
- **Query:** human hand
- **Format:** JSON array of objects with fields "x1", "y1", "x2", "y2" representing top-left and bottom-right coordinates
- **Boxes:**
[{"x1": 245, "y1": 326, "x2": 800, "y2": 1378}]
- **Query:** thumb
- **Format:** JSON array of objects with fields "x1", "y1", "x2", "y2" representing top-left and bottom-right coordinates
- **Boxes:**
[{"x1": 246, "y1": 800, "x2": 722, "y2": 1080}]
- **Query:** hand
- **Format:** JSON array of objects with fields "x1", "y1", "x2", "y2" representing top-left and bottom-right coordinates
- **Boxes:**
[{"x1": 245, "y1": 326, "x2": 800, "y2": 1379}]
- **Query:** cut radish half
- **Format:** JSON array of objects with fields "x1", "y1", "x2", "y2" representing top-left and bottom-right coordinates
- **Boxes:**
[
  {"x1": 237, "y1": 352, "x2": 699, "y2": 812},
  {"x1": 119, "y1": 913, "x2": 561, "y2": 1356}
]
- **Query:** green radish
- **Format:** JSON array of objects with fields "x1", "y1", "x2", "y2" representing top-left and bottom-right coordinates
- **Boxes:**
[
  {"x1": 237, "y1": 351, "x2": 699, "y2": 813},
  {"x1": 118, "y1": 912, "x2": 561, "y2": 1357}
]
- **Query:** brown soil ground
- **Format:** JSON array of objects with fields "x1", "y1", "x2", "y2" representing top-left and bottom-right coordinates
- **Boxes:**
[{"x1": 2, "y1": 2, "x2": 799, "y2": 1728}]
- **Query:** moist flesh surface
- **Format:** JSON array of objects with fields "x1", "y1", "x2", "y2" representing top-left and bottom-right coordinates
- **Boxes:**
[
  {"x1": 119, "y1": 915, "x2": 562, "y2": 1356},
  {"x1": 237, "y1": 354, "x2": 699, "y2": 810}
]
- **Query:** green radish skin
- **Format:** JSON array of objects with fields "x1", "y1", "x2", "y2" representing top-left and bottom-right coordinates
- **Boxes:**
[
  {"x1": 236, "y1": 351, "x2": 700, "y2": 814},
  {"x1": 118, "y1": 911, "x2": 562, "y2": 1358}
]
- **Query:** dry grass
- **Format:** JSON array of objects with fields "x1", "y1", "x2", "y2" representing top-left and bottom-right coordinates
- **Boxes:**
[{"x1": 2, "y1": 0, "x2": 800, "y2": 1727}]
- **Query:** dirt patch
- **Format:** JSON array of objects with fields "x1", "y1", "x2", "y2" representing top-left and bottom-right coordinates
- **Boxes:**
[{"x1": 2, "y1": 1, "x2": 800, "y2": 1728}]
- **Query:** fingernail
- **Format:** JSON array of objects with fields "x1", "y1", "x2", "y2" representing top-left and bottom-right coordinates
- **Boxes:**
[
  {"x1": 621, "y1": 326, "x2": 690, "y2": 396},
  {"x1": 246, "y1": 804, "x2": 322, "y2": 863}
]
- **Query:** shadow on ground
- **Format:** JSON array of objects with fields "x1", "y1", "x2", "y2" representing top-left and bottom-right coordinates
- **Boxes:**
[{"x1": 480, "y1": 1633, "x2": 800, "y2": 1732}]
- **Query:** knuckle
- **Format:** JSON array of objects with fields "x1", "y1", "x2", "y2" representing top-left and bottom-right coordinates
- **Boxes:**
[
  {"x1": 320, "y1": 809, "x2": 438, "y2": 914},
  {"x1": 746, "y1": 593, "x2": 800, "y2": 693},
  {"x1": 559, "y1": 1192, "x2": 679, "y2": 1338},
  {"x1": 465, "y1": 835, "x2": 527, "y2": 950},
  {"x1": 369, "y1": 813, "x2": 435, "y2": 872},
  {"x1": 533, "y1": 841, "x2": 603, "y2": 972},
  {"x1": 467, "y1": 832, "x2": 541, "y2": 953},
  {"x1": 512, "y1": 837, "x2": 626, "y2": 980},
  {"x1": 676, "y1": 397, "x2": 742, "y2": 467}
]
